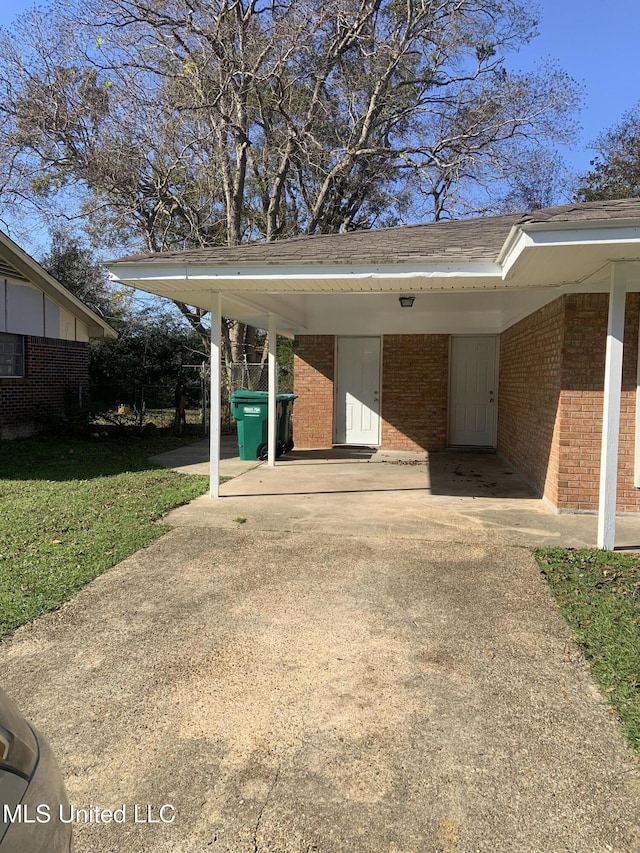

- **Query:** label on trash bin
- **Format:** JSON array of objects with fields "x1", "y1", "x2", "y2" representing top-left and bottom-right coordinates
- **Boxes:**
[{"x1": 243, "y1": 406, "x2": 261, "y2": 416}]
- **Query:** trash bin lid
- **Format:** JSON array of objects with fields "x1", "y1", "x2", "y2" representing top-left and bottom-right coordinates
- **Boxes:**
[{"x1": 231, "y1": 390, "x2": 269, "y2": 403}]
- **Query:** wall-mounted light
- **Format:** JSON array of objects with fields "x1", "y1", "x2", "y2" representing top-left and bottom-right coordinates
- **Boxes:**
[{"x1": 399, "y1": 295, "x2": 415, "y2": 308}]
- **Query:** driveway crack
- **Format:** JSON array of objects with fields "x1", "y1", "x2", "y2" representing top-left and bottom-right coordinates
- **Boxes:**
[{"x1": 253, "y1": 766, "x2": 281, "y2": 853}]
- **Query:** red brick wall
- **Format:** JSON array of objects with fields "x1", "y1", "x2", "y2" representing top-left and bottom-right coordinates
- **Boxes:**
[
  {"x1": 293, "y1": 335, "x2": 335, "y2": 448},
  {"x1": 295, "y1": 309, "x2": 640, "y2": 508},
  {"x1": 618, "y1": 292, "x2": 640, "y2": 511},
  {"x1": 381, "y1": 335, "x2": 449, "y2": 451},
  {"x1": 556, "y1": 292, "x2": 640, "y2": 512},
  {"x1": 0, "y1": 336, "x2": 89, "y2": 439},
  {"x1": 498, "y1": 298, "x2": 564, "y2": 503},
  {"x1": 294, "y1": 334, "x2": 449, "y2": 451},
  {"x1": 499, "y1": 293, "x2": 640, "y2": 512}
]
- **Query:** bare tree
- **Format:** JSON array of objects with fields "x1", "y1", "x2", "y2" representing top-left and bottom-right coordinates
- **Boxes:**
[
  {"x1": 0, "y1": 0, "x2": 581, "y2": 347},
  {"x1": 576, "y1": 102, "x2": 640, "y2": 203}
]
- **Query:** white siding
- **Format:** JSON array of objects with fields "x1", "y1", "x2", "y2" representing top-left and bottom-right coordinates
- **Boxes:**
[
  {"x1": 44, "y1": 296, "x2": 60, "y2": 338},
  {"x1": 59, "y1": 308, "x2": 76, "y2": 340},
  {"x1": 75, "y1": 320, "x2": 90, "y2": 343},
  {"x1": 3, "y1": 279, "x2": 88, "y2": 342},
  {"x1": 6, "y1": 281, "x2": 43, "y2": 336}
]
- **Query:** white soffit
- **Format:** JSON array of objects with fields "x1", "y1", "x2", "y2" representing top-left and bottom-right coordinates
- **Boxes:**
[
  {"x1": 289, "y1": 289, "x2": 563, "y2": 335},
  {"x1": 202, "y1": 289, "x2": 562, "y2": 335}
]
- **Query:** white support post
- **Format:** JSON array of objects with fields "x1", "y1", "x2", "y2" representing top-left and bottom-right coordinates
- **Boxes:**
[
  {"x1": 597, "y1": 265, "x2": 626, "y2": 550},
  {"x1": 267, "y1": 314, "x2": 277, "y2": 467},
  {"x1": 635, "y1": 313, "x2": 640, "y2": 488},
  {"x1": 209, "y1": 292, "x2": 222, "y2": 498}
]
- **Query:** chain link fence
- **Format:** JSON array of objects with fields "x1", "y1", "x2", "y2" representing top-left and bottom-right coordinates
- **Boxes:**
[
  {"x1": 218, "y1": 362, "x2": 292, "y2": 430},
  {"x1": 224, "y1": 361, "x2": 292, "y2": 394},
  {"x1": 226, "y1": 362, "x2": 268, "y2": 392},
  {"x1": 81, "y1": 360, "x2": 291, "y2": 435}
]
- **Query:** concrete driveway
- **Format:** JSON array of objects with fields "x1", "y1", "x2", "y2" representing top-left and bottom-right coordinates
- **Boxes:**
[{"x1": 2, "y1": 448, "x2": 640, "y2": 852}]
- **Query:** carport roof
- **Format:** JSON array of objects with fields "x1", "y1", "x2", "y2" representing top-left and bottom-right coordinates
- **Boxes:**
[
  {"x1": 106, "y1": 197, "x2": 640, "y2": 337},
  {"x1": 113, "y1": 198, "x2": 640, "y2": 266},
  {"x1": 115, "y1": 212, "x2": 519, "y2": 265}
]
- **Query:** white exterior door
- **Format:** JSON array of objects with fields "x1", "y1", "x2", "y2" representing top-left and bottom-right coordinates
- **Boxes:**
[
  {"x1": 336, "y1": 336, "x2": 381, "y2": 445},
  {"x1": 449, "y1": 336, "x2": 497, "y2": 447}
]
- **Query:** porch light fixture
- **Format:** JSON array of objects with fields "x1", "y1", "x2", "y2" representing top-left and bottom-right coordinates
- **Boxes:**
[{"x1": 399, "y1": 295, "x2": 415, "y2": 308}]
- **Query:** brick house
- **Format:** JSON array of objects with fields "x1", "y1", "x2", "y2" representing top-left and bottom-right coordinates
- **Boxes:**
[
  {"x1": 0, "y1": 231, "x2": 116, "y2": 439},
  {"x1": 108, "y1": 198, "x2": 640, "y2": 549}
]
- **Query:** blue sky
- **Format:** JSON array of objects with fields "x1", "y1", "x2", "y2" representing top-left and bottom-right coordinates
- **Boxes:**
[{"x1": 504, "y1": 1, "x2": 640, "y2": 173}]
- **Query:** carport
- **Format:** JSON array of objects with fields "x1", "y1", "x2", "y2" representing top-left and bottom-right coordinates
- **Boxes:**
[{"x1": 107, "y1": 198, "x2": 640, "y2": 549}]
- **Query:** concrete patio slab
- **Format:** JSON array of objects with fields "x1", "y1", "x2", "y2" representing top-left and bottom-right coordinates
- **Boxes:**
[
  {"x1": 150, "y1": 435, "x2": 259, "y2": 479},
  {"x1": 163, "y1": 447, "x2": 640, "y2": 550}
]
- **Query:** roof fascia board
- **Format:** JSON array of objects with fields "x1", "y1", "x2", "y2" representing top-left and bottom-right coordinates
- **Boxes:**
[
  {"x1": 0, "y1": 232, "x2": 117, "y2": 338},
  {"x1": 495, "y1": 224, "x2": 523, "y2": 266},
  {"x1": 523, "y1": 220, "x2": 640, "y2": 245},
  {"x1": 109, "y1": 259, "x2": 501, "y2": 286},
  {"x1": 499, "y1": 219, "x2": 640, "y2": 280},
  {"x1": 498, "y1": 228, "x2": 532, "y2": 279}
]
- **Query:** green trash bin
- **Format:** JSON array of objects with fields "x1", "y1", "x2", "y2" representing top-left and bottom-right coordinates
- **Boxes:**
[
  {"x1": 231, "y1": 390, "x2": 269, "y2": 461},
  {"x1": 277, "y1": 393, "x2": 297, "y2": 452},
  {"x1": 231, "y1": 391, "x2": 297, "y2": 461}
]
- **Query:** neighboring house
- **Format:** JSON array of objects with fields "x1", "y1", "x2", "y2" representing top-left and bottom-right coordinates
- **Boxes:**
[
  {"x1": 107, "y1": 198, "x2": 640, "y2": 549},
  {"x1": 0, "y1": 231, "x2": 116, "y2": 439}
]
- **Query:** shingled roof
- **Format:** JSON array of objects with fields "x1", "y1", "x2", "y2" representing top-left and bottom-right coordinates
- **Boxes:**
[
  {"x1": 518, "y1": 198, "x2": 640, "y2": 225},
  {"x1": 113, "y1": 198, "x2": 640, "y2": 268}
]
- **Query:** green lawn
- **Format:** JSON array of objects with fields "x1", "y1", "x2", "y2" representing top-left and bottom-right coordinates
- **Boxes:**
[
  {"x1": 0, "y1": 435, "x2": 209, "y2": 638},
  {"x1": 537, "y1": 548, "x2": 640, "y2": 753}
]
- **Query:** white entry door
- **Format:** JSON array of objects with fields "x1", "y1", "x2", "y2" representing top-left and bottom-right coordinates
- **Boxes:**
[
  {"x1": 335, "y1": 336, "x2": 381, "y2": 445},
  {"x1": 449, "y1": 336, "x2": 497, "y2": 447}
]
